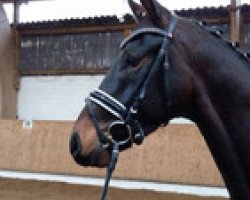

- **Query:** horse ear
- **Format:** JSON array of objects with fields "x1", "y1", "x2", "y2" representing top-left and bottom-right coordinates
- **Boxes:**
[
  {"x1": 128, "y1": 0, "x2": 146, "y2": 22},
  {"x1": 140, "y1": 0, "x2": 170, "y2": 27}
]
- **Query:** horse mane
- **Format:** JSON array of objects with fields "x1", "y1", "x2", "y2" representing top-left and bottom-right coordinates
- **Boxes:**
[{"x1": 197, "y1": 20, "x2": 250, "y2": 63}]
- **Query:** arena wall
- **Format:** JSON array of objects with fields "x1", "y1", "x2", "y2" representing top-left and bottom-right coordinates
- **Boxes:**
[{"x1": 0, "y1": 120, "x2": 224, "y2": 186}]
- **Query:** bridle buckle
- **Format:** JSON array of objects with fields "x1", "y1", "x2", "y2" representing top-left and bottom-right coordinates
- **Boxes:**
[{"x1": 129, "y1": 106, "x2": 138, "y2": 115}]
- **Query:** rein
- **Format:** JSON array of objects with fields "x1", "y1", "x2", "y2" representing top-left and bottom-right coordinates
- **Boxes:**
[{"x1": 86, "y1": 14, "x2": 177, "y2": 200}]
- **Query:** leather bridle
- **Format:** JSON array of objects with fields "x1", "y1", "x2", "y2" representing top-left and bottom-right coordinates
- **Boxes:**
[
  {"x1": 86, "y1": 14, "x2": 177, "y2": 150},
  {"x1": 86, "y1": 13, "x2": 177, "y2": 200}
]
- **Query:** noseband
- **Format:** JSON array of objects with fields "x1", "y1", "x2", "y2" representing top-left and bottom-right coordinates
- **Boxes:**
[{"x1": 86, "y1": 14, "x2": 177, "y2": 151}]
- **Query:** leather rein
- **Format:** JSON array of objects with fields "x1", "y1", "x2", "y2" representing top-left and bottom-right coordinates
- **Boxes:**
[{"x1": 86, "y1": 14, "x2": 177, "y2": 200}]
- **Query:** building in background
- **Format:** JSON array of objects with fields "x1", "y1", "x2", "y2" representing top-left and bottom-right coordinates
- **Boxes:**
[{"x1": 14, "y1": 5, "x2": 250, "y2": 120}]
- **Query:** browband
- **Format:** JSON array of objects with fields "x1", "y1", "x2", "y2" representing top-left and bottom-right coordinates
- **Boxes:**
[
  {"x1": 120, "y1": 12, "x2": 178, "y2": 50},
  {"x1": 120, "y1": 28, "x2": 169, "y2": 49}
]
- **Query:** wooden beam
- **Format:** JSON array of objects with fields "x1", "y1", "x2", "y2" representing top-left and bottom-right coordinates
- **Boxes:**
[
  {"x1": 12, "y1": 1, "x2": 21, "y2": 90},
  {"x1": 230, "y1": 0, "x2": 241, "y2": 42},
  {"x1": 239, "y1": 12, "x2": 245, "y2": 50},
  {"x1": 20, "y1": 68, "x2": 108, "y2": 76},
  {"x1": 13, "y1": 0, "x2": 20, "y2": 26},
  {"x1": 14, "y1": 30, "x2": 20, "y2": 90},
  {"x1": 197, "y1": 17, "x2": 230, "y2": 24},
  {"x1": 18, "y1": 24, "x2": 135, "y2": 36}
]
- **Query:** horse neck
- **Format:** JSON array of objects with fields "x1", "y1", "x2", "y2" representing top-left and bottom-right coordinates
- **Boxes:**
[
  {"x1": 187, "y1": 27, "x2": 250, "y2": 126},
  {"x1": 174, "y1": 21, "x2": 250, "y2": 124},
  {"x1": 181, "y1": 23, "x2": 250, "y2": 199},
  {"x1": 185, "y1": 24, "x2": 250, "y2": 135}
]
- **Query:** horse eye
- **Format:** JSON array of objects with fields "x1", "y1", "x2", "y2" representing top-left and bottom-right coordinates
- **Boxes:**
[
  {"x1": 136, "y1": 57, "x2": 152, "y2": 68},
  {"x1": 126, "y1": 54, "x2": 141, "y2": 66}
]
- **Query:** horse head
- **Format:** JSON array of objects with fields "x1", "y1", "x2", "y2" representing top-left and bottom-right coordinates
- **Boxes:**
[{"x1": 70, "y1": 0, "x2": 194, "y2": 167}]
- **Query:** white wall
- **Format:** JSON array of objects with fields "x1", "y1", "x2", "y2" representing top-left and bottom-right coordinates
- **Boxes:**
[
  {"x1": 18, "y1": 75, "x2": 104, "y2": 120},
  {"x1": 17, "y1": 75, "x2": 192, "y2": 123}
]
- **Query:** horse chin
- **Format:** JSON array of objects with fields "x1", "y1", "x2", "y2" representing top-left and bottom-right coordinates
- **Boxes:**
[
  {"x1": 71, "y1": 142, "x2": 111, "y2": 168},
  {"x1": 83, "y1": 151, "x2": 110, "y2": 168}
]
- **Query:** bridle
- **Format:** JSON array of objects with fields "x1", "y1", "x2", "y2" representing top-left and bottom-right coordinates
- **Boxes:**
[
  {"x1": 86, "y1": 14, "x2": 177, "y2": 149},
  {"x1": 85, "y1": 13, "x2": 177, "y2": 200}
]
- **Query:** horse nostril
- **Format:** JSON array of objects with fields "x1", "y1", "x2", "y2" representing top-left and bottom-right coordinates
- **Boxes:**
[{"x1": 70, "y1": 132, "x2": 82, "y2": 158}]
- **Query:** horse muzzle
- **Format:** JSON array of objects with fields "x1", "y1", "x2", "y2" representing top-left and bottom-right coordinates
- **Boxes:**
[{"x1": 70, "y1": 132, "x2": 110, "y2": 167}]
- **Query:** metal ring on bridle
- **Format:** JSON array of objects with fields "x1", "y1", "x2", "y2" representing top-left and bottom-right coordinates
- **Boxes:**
[{"x1": 107, "y1": 121, "x2": 133, "y2": 146}]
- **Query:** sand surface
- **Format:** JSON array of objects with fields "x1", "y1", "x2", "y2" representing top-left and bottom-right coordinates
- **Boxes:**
[{"x1": 0, "y1": 178, "x2": 228, "y2": 200}]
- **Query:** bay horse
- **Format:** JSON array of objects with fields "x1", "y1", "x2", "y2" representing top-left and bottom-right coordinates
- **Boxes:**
[{"x1": 70, "y1": 0, "x2": 250, "y2": 199}]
